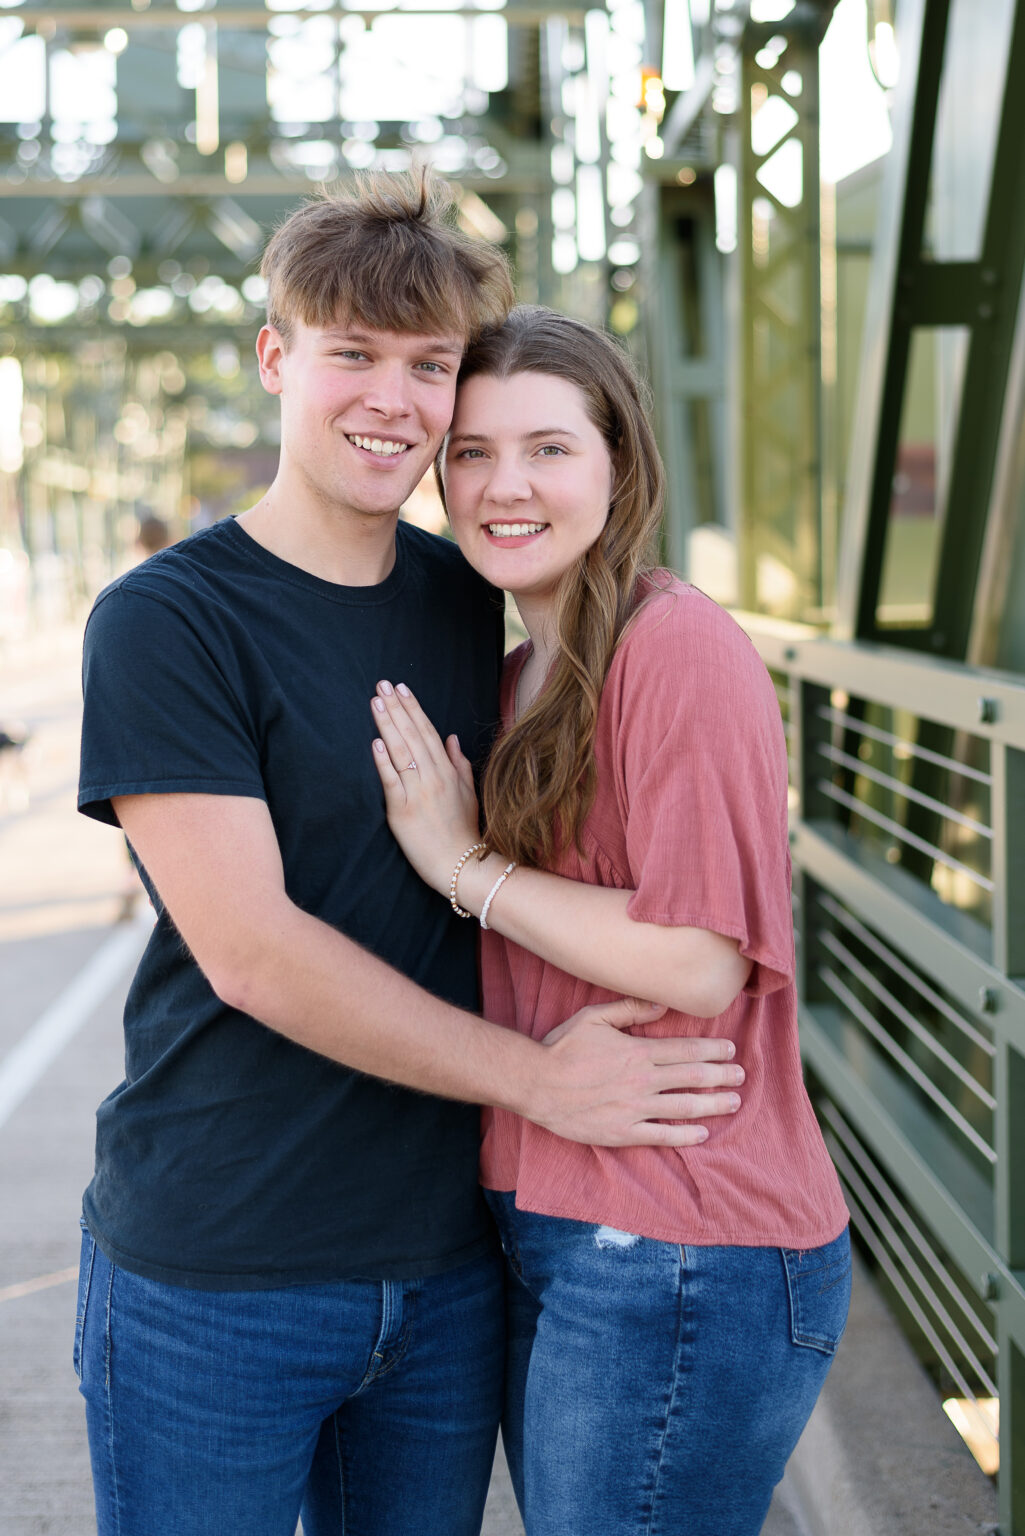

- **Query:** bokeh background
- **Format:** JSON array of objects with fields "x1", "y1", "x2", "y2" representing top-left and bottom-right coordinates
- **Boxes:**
[{"x1": 2, "y1": 3, "x2": 1024, "y2": 1532}]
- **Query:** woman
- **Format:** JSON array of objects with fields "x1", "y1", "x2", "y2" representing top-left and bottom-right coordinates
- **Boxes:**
[{"x1": 369, "y1": 306, "x2": 850, "y2": 1536}]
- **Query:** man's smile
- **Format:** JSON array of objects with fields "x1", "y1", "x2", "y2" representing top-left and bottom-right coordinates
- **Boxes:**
[{"x1": 346, "y1": 434, "x2": 412, "y2": 457}]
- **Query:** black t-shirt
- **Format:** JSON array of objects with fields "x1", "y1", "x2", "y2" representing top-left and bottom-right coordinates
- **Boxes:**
[{"x1": 78, "y1": 516, "x2": 504, "y2": 1289}]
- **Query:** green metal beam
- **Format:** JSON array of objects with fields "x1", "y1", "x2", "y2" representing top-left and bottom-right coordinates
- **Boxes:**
[
  {"x1": 735, "y1": 615, "x2": 1025, "y2": 750},
  {"x1": 734, "y1": 17, "x2": 827, "y2": 615},
  {"x1": 742, "y1": 592, "x2": 1025, "y2": 1529},
  {"x1": 833, "y1": 0, "x2": 950, "y2": 642},
  {"x1": 0, "y1": 168, "x2": 552, "y2": 202},
  {"x1": 792, "y1": 820, "x2": 1025, "y2": 1040},
  {"x1": 928, "y1": 0, "x2": 1025, "y2": 661},
  {"x1": 1000, "y1": 1334, "x2": 1025, "y2": 1535},
  {"x1": 969, "y1": 256, "x2": 1025, "y2": 669},
  {"x1": 835, "y1": 0, "x2": 1025, "y2": 665},
  {"x1": 991, "y1": 745, "x2": 1025, "y2": 979},
  {"x1": 14, "y1": 5, "x2": 586, "y2": 29},
  {"x1": 648, "y1": 182, "x2": 726, "y2": 567},
  {"x1": 800, "y1": 1002, "x2": 1025, "y2": 1334}
]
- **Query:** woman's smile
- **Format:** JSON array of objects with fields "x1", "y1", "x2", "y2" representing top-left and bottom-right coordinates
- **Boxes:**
[{"x1": 482, "y1": 520, "x2": 550, "y2": 544}]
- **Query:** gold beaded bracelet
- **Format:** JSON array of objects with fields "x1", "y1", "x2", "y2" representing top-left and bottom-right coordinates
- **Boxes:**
[{"x1": 449, "y1": 842, "x2": 486, "y2": 918}]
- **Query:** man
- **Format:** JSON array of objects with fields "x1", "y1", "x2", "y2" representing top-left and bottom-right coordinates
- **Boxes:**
[{"x1": 76, "y1": 172, "x2": 743, "y2": 1536}]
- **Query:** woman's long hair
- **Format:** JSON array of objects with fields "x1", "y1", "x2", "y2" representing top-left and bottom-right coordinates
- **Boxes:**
[{"x1": 442, "y1": 306, "x2": 668, "y2": 868}]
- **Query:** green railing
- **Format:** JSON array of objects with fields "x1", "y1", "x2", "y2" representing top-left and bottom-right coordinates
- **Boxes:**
[{"x1": 739, "y1": 612, "x2": 1025, "y2": 1535}]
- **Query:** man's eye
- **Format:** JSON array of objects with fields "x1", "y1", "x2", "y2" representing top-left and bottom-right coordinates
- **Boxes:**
[{"x1": 417, "y1": 361, "x2": 445, "y2": 374}]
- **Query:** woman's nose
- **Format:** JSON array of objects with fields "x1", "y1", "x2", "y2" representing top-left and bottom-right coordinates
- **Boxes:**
[{"x1": 483, "y1": 458, "x2": 532, "y2": 504}]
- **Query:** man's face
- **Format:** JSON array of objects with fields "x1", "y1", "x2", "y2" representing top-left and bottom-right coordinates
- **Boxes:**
[{"x1": 258, "y1": 319, "x2": 465, "y2": 521}]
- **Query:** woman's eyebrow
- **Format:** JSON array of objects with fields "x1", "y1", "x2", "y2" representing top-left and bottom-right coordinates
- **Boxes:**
[{"x1": 449, "y1": 427, "x2": 582, "y2": 446}]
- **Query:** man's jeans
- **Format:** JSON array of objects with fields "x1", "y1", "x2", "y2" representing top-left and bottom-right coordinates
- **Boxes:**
[
  {"x1": 74, "y1": 1220, "x2": 504, "y2": 1536},
  {"x1": 486, "y1": 1191, "x2": 851, "y2": 1536}
]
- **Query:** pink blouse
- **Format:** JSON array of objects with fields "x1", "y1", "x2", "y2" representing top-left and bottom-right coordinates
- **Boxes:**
[{"x1": 479, "y1": 580, "x2": 849, "y2": 1248}]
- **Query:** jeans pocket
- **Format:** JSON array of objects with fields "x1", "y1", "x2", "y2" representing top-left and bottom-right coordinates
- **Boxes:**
[
  {"x1": 781, "y1": 1226, "x2": 852, "y2": 1357},
  {"x1": 73, "y1": 1219, "x2": 96, "y2": 1381}
]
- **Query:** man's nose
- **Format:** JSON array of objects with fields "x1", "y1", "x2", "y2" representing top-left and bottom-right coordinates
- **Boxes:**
[{"x1": 363, "y1": 362, "x2": 412, "y2": 417}]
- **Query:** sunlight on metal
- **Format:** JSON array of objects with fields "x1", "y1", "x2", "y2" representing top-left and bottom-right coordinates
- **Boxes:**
[
  {"x1": 713, "y1": 162, "x2": 737, "y2": 252},
  {"x1": 819, "y1": 0, "x2": 893, "y2": 181},
  {"x1": 943, "y1": 1397, "x2": 999, "y2": 1476},
  {"x1": 749, "y1": 0, "x2": 796, "y2": 17},
  {"x1": 869, "y1": 18, "x2": 899, "y2": 88},
  {"x1": 661, "y1": 0, "x2": 694, "y2": 93}
]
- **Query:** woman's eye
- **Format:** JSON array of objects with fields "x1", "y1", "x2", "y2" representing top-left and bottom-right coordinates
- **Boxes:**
[
  {"x1": 454, "y1": 448, "x2": 485, "y2": 460},
  {"x1": 538, "y1": 444, "x2": 566, "y2": 457}
]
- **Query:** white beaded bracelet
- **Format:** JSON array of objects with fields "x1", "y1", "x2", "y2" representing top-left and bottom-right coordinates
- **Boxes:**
[
  {"x1": 449, "y1": 842, "x2": 485, "y2": 918},
  {"x1": 480, "y1": 862, "x2": 516, "y2": 930}
]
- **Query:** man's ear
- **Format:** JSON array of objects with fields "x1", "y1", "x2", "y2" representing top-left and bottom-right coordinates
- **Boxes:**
[{"x1": 256, "y1": 325, "x2": 285, "y2": 395}]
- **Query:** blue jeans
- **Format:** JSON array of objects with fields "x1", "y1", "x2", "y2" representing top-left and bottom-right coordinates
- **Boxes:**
[
  {"x1": 74, "y1": 1221, "x2": 504, "y2": 1536},
  {"x1": 485, "y1": 1192, "x2": 851, "y2": 1536}
]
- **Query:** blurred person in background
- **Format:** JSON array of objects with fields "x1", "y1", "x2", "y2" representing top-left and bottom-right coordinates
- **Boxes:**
[
  {"x1": 0, "y1": 718, "x2": 30, "y2": 813},
  {"x1": 74, "y1": 175, "x2": 744, "y2": 1536},
  {"x1": 135, "y1": 512, "x2": 173, "y2": 560}
]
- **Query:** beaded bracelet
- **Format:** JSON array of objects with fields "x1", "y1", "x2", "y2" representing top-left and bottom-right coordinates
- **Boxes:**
[
  {"x1": 480, "y1": 862, "x2": 516, "y2": 930},
  {"x1": 449, "y1": 842, "x2": 485, "y2": 918}
]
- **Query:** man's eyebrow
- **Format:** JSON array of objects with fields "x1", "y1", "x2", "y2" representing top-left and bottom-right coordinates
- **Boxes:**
[
  {"x1": 321, "y1": 328, "x2": 464, "y2": 357},
  {"x1": 449, "y1": 427, "x2": 582, "y2": 445},
  {"x1": 412, "y1": 340, "x2": 466, "y2": 357}
]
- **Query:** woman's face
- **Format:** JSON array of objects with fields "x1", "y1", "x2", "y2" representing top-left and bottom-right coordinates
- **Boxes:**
[{"x1": 443, "y1": 371, "x2": 614, "y2": 608}]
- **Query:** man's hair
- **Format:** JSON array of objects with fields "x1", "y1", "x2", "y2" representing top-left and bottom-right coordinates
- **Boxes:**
[{"x1": 261, "y1": 169, "x2": 514, "y2": 344}]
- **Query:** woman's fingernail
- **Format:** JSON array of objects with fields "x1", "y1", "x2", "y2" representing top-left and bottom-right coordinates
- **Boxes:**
[
  {"x1": 373, "y1": 738, "x2": 386, "y2": 753},
  {"x1": 379, "y1": 681, "x2": 394, "y2": 696},
  {"x1": 725, "y1": 1041, "x2": 736, "y2": 1059},
  {"x1": 729, "y1": 1094, "x2": 741, "y2": 1111},
  {"x1": 372, "y1": 698, "x2": 385, "y2": 714},
  {"x1": 732, "y1": 1067, "x2": 745, "y2": 1085},
  {"x1": 397, "y1": 683, "x2": 411, "y2": 697},
  {"x1": 695, "y1": 1128, "x2": 709, "y2": 1142}
]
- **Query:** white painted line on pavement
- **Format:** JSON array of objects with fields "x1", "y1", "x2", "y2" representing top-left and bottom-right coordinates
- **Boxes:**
[
  {"x1": 0, "y1": 912, "x2": 152, "y2": 1131},
  {"x1": 0, "y1": 1265, "x2": 78, "y2": 1304}
]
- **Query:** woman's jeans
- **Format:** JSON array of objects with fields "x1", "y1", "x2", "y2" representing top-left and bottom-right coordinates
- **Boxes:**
[
  {"x1": 485, "y1": 1191, "x2": 851, "y2": 1536},
  {"x1": 74, "y1": 1220, "x2": 504, "y2": 1536}
]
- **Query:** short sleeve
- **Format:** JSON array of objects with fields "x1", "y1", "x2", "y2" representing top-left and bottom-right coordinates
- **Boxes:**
[
  {"x1": 78, "y1": 583, "x2": 266, "y2": 826},
  {"x1": 610, "y1": 591, "x2": 794, "y2": 996}
]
